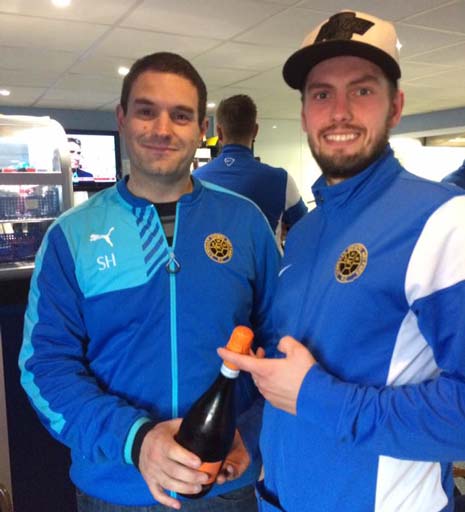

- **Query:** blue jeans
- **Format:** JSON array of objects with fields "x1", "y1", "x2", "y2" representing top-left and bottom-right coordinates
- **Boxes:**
[{"x1": 76, "y1": 485, "x2": 257, "y2": 512}]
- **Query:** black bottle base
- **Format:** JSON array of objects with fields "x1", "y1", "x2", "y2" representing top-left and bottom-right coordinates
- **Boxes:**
[{"x1": 179, "y1": 484, "x2": 213, "y2": 500}]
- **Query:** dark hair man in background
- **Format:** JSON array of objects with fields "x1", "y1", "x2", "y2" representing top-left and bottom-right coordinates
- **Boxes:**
[
  {"x1": 219, "y1": 10, "x2": 465, "y2": 512},
  {"x1": 20, "y1": 52, "x2": 280, "y2": 512},
  {"x1": 195, "y1": 94, "x2": 307, "y2": 243},
  {"x1": 67, "y1": 136, "x2": 94, "y2": 181}
]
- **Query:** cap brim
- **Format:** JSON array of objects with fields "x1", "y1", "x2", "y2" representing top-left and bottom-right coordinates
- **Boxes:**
[{"x1": 282, "y1": 40, "x2": 401, "y2": 90}]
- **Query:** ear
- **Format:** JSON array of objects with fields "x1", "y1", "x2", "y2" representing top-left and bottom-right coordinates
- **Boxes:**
[
  {"x1": 216, "y1": 124, "x2": 224, "y2": 142},
  {"x1": 301, "y1": 103, "x2": 308, "y2": 133},
  {"x1": 388, "y1": 89, "x2": 404, "y2": 129},
  {"x1": 253, "y1": 123, "x2": 259, "y2": 139},
  {"x1": 116, "y1": 104, "x2": 125, "y2": 131},
  {"x1": 200, "y1": 117, "x2": 209, "y2": 141}
]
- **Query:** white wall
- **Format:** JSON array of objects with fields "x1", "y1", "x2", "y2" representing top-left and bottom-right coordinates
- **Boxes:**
[
  {"x1": 254, "y1": 118, "x2": 321, "y2": 209},
  {"x1": 390, "y1": 137, "x2": 465, "y2": 181}
]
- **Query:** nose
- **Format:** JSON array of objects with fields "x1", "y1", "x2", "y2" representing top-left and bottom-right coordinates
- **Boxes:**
[
  {"x1": 331, "y1": 92, "x2": 353, "y2": 123},
  {"x1": 151, "y1": 111, "x2": 172, "y2": 138}
]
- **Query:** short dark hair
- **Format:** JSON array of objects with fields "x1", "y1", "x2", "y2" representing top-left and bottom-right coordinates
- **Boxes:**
[
  {"x1": 67, "y1": 137, "x2": 81, "y2": 147},
  {"x1": 120, "y1": 52, "x2": 207, "y2": 126},
  {"x1": 216, "y1": 95, "x2": 257, "y2": 141}
]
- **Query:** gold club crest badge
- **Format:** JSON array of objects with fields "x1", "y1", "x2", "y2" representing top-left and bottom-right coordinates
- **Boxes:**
[
  {"x1": 204, "y1": 233, "x2": 233, "y2": 264},
  {"x1": 335, "y1": 243, "x2": 368, "y2": 283}
]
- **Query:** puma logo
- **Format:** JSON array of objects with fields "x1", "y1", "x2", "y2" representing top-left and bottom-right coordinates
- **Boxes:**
[{"x1": 89, "y1": 227, "x2": 115, "y2": 247}]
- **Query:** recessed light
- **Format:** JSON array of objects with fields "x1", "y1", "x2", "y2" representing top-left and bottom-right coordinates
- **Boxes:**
[
  {"x1": 207, "y1": 102, "x2": 216, "y2": 109},
  {"x1": 52, "y1": 0, "x2": 72, "y2": 7},
  {"x1": 0, "y1": 89, "x2": 11, "y2": 97},
  {"x1": 272, "y1": 125, "x2": 277, "y2": 129},
  {"x1": 118, "y1": 66, "x2": 130, "y2": 76}
]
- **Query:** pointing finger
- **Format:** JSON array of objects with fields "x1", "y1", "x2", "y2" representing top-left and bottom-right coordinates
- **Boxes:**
[{"x1": 217, "y1": 347, "x2": 262, "y2": 374}]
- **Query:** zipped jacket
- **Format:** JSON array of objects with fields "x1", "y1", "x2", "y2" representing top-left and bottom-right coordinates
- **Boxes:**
[
  {"x1": 20, "y1": 177, "x2": 280, "y2": 506},
  {"x1": 260, "y1": 148, "x2": 465, "y2": 512}
]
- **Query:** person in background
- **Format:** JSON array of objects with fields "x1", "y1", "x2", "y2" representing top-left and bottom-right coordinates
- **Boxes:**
[
  {"x1": 442, "y1": 159, "x2": 465, "y2": 189},
  {"x1": 195, "y1": 95, "x2": 307, "y2": 244},
  {"x1": 67, "y1": 136, "x2": 94, "y2": 181},
  {"x1": 219, "y1": 10, "x2": 465, "y2": 512},
  {"x1": 20, "y1": 52, "x2": 280, "y2": 512}
]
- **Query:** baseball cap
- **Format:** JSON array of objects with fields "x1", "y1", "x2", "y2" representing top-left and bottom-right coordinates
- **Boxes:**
[{"x1": 283, "y1": 10, "x2": 401, "y2": 90}]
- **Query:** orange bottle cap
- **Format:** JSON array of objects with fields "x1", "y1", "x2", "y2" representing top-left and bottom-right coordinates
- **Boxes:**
[{"x1": 224, "y1": 326, "x2": 254, "y2": 370}]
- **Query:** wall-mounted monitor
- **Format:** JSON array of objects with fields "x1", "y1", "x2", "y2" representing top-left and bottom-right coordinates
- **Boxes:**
[{"x1": 65, "y1": 129, "x2": 122, "y2": 191}]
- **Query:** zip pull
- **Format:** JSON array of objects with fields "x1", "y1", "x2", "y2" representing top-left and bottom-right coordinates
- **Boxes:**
[{"x1": 166, "y1": 252, "x2": 181, "y2": 274}]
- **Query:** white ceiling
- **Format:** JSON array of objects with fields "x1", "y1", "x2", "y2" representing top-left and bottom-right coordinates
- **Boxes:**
[{"x1": 1, "y1": 0, "x2": 465, "y2": 120}]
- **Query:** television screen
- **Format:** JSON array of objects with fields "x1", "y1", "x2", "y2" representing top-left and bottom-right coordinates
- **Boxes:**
[{"x1": 65, "y1": 129, "x2": 122, "y2": 191}]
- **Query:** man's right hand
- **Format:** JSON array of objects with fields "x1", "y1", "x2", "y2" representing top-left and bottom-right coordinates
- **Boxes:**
[{"x1": 138, "y1": 418, "x2": 210, "y2": 509}]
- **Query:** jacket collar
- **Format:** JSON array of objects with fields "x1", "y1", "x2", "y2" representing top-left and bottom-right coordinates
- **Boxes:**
[
  {"x1": 117, "y1": 175, "x2": 204, "y2": 207},
  {"x1": 311, "y1": 146, "x2": 401, "y2": 210},
  {"x1": 221, "y1": 144, "x2": 253, "y2": 156}
]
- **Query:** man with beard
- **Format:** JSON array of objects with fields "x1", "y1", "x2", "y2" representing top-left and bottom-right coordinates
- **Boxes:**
[{"x1": 218, "y1": 10, "x2": 465, "y2": 512}]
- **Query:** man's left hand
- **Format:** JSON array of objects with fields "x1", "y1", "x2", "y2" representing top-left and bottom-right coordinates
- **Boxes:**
[{"x1": 216, "y1": 430, "x2": 250, "y2": 484}]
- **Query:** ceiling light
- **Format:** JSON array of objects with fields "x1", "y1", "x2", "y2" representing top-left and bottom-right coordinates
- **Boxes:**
[
  {"x1": 396, "y1": 39, "x2": 402, "y2": 52},
  {"x1": 118, "y1": 66, "x2": 130, "y2": 76},
  {"x1": 0, "y1": 89, "x2": 11, "y2": 96},
  {"x1": 272, "y1": 125, "x2": 277, "y2": 129},
  {"x1": 52, "y1": 0, "x2": 71, "y2": 6},
  {"x1": 207, "y1": 102, "x2": 216, "y2": 109}
]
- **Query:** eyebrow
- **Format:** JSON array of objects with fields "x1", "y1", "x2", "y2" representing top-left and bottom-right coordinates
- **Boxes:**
[
  {"x1": 133, "y1": 98, "x2": 154, "y2": 106},
  {"x1": 133, "y1": 97, "x2": 195, "y2": 115},
  {"x1": 306, "y1": 74, "x2": 382, "y2": 91}
]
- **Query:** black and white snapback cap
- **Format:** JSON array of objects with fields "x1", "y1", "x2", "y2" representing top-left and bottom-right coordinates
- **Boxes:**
[{"x1": 283, "y1": 11, "x2": 401, "y2": 90}]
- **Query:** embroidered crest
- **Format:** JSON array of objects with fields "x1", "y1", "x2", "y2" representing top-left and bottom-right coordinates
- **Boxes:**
[
  {"x1": 335, "y1": 243, "x2": 368, "y2": 283},
  {"x1": 224, "y1": 157, "x2": 235, "y2": 167},
  {"x1": 204, "y1": 233, "x2": 233, "y2": 264}
]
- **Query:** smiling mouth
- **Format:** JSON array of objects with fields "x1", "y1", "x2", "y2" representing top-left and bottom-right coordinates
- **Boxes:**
[
  {"x1": 324, "y1": 133, "x2": 359, "y2": 142},
  {"x1": 142, "y1": 144, "x2": 176, "y2": 152}
]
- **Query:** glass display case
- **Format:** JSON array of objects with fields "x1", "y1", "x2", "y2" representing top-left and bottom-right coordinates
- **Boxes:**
[{"x1": 0, "y1": 114, "x2": 73, "y2": 279}]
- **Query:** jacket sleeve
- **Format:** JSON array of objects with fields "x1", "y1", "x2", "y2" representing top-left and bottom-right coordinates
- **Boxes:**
[
  {"x1": 282, "y1": 173, "x2": 307, "y2": 228},
  {"x1": 19, "y1": 223, "x2": 150, "y2": 465},
  {"x1": 296, "y1": 195, "x2": 465, "y2": 461}
]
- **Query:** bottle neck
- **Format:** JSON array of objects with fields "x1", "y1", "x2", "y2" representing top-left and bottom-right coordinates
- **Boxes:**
[{"x1": 220, "y1": 363, "x2": 239, "y2": 379}]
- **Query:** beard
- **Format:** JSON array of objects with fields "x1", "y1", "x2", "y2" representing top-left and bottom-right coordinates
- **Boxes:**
[{"x1": 309, "y1": 121, "x2": 391, "y2": 182}]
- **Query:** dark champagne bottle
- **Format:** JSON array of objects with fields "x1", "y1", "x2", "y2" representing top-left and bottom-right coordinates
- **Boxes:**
[{"x1": 175, "y1": 325, "x2": 254, "y2": 499}]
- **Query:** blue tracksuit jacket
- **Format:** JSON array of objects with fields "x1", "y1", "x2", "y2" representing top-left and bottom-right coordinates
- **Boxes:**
[
  {"x1": 258, "y1": 148, "x2": 465, "y2": 512},
  {"x1": 20, "y1": 176, "x2": 280, "y2": 506},
  {"x1": 194, "y1": 145, "x2": 307, "y2": 238}
]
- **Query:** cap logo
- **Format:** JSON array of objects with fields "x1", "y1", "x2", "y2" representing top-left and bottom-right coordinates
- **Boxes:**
[{"x1": 316, "y1": 12, "x2": 374, "y2": 43}]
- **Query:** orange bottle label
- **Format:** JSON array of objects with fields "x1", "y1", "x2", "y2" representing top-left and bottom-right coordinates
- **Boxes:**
[{"x1": 198, "y1": 460, "x2": 223, "y2": 484}]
